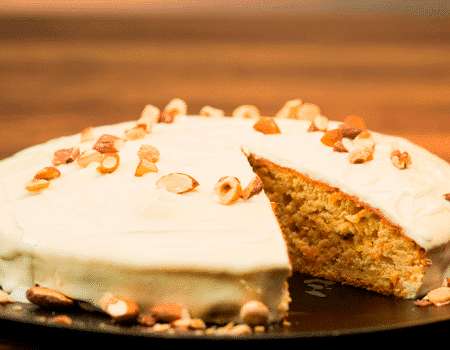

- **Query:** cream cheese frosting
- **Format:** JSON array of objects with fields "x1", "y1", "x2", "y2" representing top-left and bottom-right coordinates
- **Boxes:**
[{"x1": 1, "y1": 113, "x2": 450, "y2": 317}]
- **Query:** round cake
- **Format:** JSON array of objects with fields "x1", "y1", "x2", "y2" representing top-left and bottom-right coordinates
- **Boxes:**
[{"x1": 1, "y1": 98, "x2": 450, "y2": 328}]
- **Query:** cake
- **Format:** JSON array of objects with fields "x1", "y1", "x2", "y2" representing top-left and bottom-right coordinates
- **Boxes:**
[{"x1": 1, "y1": 98, "x2": 450, "y2": 328}]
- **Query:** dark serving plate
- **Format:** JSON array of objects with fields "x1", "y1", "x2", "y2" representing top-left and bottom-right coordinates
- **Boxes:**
[{"x1": 1, "y1": 272, "x2": 450, "y2": 346}]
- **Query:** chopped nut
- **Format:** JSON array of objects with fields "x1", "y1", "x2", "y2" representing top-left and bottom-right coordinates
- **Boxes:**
[
  {"x1": 137, "y1": 313, "x2": 157, "y2": 327},
  {"x1": 99, "y1": 293, "x2": 140, "y2": 322},
  {"x1": 124, "y1": 126, "x2": 146, "y2": 140},
  {"x1": 199, "y1": 106, "x2": 225, "y2": 117},
  {"x1": 80, "y1": 126, "x2": 95, "y2": 142},
  {"x1": 307, "y1": 115, "x2": 329, "y2": 132},
  {"x1": 52, "y1": 147, "x2": 80, "y2": 166},
  {"x1": 137, "y1": 104, "x2": 160, "y2": 133},
  {"x1": 213, "y1": 176, "x2": 242, "y2": 205},
  {"x1": 348, "y1": 147, "x2": 374, "y2": 164},
  {"x1": 339, "y1": 115, "x2": 366, "y2": 139},
  {"x1": 274, "y1": 99, "x2": 302, "y2": 119},
  {"x1": 34, "y1": 166, "x2": 61, "y2": 181},
  {"x1": 253, "y1": 117, "x2": 281, "y2": 135},
  {"x1": 424, "y1": 287, "x2": 450, "y2": 306},
  {"x1": 156, "y1": 173, "x2": 199, "y2": 194},
  {"x1": 150, "y1": 303, "x2": 190, "y2": 323},
  {"x1": 390, "y1": 149, "x2": 412, "y2": 169},
  {"x1": 164, "y1": 98, "x2": 187, "y2": 116},
  {"x1": 229, "y1": 324, "x2": 253, "y2": 335},
  {"x1": 25, "y1": 286, "x2": 75, "y2": 308},
  {"x1": 239, "y1": 300, "x2": 269, "y2": 327},
  {"x1": 49, "y1": 315, "x2": 73, "y2": 325},
  {"x1": 137, "y1": 144, "x2": 160, "y2": 163},
  {"x1": 76, "y1": 149, "x2": 103, "y2": 168},
  {"x1": 232, "y1": 105, "x2": 260, "y2": 119},
  {"x1": 0, "y1": 290, "x2": 15, "y2": 304},
  {"x1": 333, "y1": 140, "x2": 348, "y2": 153},
  {"x1": 25, "y1": 178, "x2": 50, "y2": 192},
  {"x1": 93, "y1": 134, "x2": 125, "y2": 154},
  {"x1": 172, "y1": 318, "x2": 206, "y2": 330},
  {"x1": 96, "y1": 153, "x2": 120, "y2": 174},
  {"x1": 444, "y1": 194, "x2": 450, "y2": 202},
  {"x1": 297, "y1": 103, "x2": 321, "y2": 121},
  {"x1": 320, "y1": 129, "x2": 342, "y2": 147},
  {"x1": 158, "y1": 110, "x2": 177, "y2": 123},
  {"x1": 241, "y1": 175, "x2": 264, "y2": 200},
  {"x1": 352, "y1": 130, "x2": 376, "y2": 151},
  {"x1": 135, "y1": 159, "x2": 158, "y2": 177}
]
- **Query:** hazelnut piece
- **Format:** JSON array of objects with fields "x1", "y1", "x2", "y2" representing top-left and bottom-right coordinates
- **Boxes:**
[
  {"x1": 213, "y1": 176, "x2": 242, "y2": 205},
  {"x1": 96, "y1": 153, "x2": 120, "y2": 174}
]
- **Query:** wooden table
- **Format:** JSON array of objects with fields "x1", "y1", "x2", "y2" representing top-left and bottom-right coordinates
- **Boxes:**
[{"x1": 0, "y1": 10, "x2": 449, "y2": 348}]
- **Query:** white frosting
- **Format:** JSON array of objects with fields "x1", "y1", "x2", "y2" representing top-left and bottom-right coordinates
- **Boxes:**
[{"x1": 1, "y1": 114, "x2": 450, "y2": 311}]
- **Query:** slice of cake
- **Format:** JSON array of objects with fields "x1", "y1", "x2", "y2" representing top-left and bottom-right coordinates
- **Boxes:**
[{"x1": 242, "y1": 109, "x2": 450, "y2": 299}]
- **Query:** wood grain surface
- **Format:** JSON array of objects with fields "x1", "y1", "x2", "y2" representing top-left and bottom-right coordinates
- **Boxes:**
[{"x1": 1, "y1": 12, "x2": 449, "y2": 162}]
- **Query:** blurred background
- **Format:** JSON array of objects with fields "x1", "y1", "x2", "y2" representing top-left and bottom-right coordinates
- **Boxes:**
[{"x1": 0, "y1": 1, "x2": 449, "y2": 161}]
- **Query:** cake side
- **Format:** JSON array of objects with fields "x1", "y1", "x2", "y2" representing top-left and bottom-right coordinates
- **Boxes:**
[{"x1": 248, "y1": 154, "x2": 428, "y2": 298}]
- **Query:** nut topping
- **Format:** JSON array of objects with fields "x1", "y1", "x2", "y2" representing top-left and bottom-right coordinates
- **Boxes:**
[
  {"x1": 444, "y1": 193, "x2": 450, "y2": 202},
  {"x1": 338, "y1": 115, "x2": 366, "y2": 139},
  {"x1": 297, "y1": 103, "x2": 321, "y2": 121},
  {"x1": 390, "y1": 149, "x2": 412, "y2": 169},
  {"x1": 241, "y1": 175, "x2": 264, "y2": 200},
  {"x1": 156, "y1": 173, "x2": 199, "y2": 194},
  {"x1": 307, "y1": 115, "x2": 329, "y2": 132},
  {"x1": 93, "y1": 134, "x2": 125, "y2": 154},
  {"x1": 239, "y1": 300, "x2": 269, "y2": 327},
  {"x1": 213, "y1": 176, "x2": 242, "y2": 205},
  {"x1": 26, "y1": 286, "x2": 75, "y2": 308},
  {"x1": 253, "y1": 117, "x2": 281, "y2": 135},
  {"x1": 320, "y1": 129, "x2": 342, "y2": 147},
  {"x1": 274, "y1": 99, "x2": 302, "y2": 119},
  {"x1": 199, "y1": 106, "x2": 225, "y2": 117},
  {"x1": 333, "y1": 140, "x2": 349, "y2": 153},
  {"x1": 76, "y1": 149, "x2": 103, "y2": 168},
  {"x1": 159, "y1": 98, "x2": 187, "y2": 123},
  {"x1": 150, "y1": 303, "x2": 190, "y2": 323},
  {"x1": 137, "y1": 144, "x2": 160, "y2": 163},
  {"x1": 34, "y1": 166, "x2": 61, "y2": 181},
  {"x1": 232, "y1": 105, "x2": 260, "y2": 119},
  {"x1": 352, "y1": 130, "x2": 376, "y2": 151},
  {"x1": 0, "y1": 290, "x2": 15, "y2": 304},
  {"x1": 96, "y1": 153, "x2": 120, "y2": 174},
  {"x1": 52, "y1": 147, "x2": 80, "y2": 166},
  {"x1": 164, "y1": 98, "x2": 187, "y2": 116},
  {"x1": 135, "y1": 159, "x2": 158, "y2": 177},
  {"x1": 348, "y1": 147, "x2": 374, "y2": 164},
  {"x1": 99, "y1": 293, "x2": 140, "y2": 322},
  {"x1": 25, "y1": 179, "x2": 50, "y2": 192},
  {"x1": 137, "y1": 104, "x2": 160, "y2": 133},
  {"x1": 80, "y1": 126, "x2": 95, "y2": 142},
  {"x1": 124, "y1": 126, "x2": 146, "y2": 141}
]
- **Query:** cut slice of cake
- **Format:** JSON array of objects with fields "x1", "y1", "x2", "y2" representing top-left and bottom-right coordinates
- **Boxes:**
[{"x1": 242, "y1": 112, "x2": 450, "y2": 299}]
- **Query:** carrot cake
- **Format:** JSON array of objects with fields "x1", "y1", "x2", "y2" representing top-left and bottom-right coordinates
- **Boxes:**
[{"x1": 1, "y1": 98, "x2": 450, "y2": 326}]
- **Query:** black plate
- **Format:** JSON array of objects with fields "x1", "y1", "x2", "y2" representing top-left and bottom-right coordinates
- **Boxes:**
[{"x1": 1, "y1": 272, "x2": 450, "y2": 346}]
